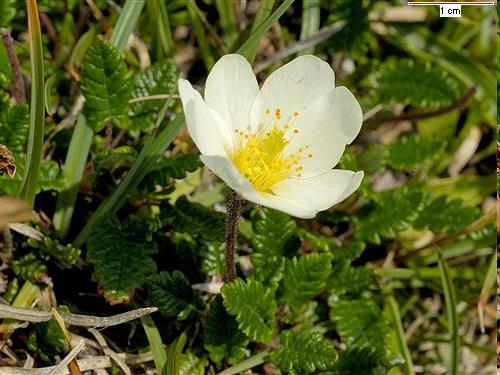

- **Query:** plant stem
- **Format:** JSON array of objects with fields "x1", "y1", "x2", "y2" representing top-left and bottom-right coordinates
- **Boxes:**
[
  {"x1": 224, "y1": 191, "x2": 241, "y2": 282},
  {"x1": 217, "y1": 350, "x2": 269, "y2": 375},
  {"x1": 19, "y1": 0, "x2": 45, "y2": 207},
  {"x1": 299, "y1": 0, "x2": 320, "y2": 56}
]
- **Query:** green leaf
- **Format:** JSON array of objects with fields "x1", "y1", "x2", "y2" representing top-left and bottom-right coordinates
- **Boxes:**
[
  {"x1": 87, "y1": 215, "x2": 157, "y2": 304},
  {"x1": 331, "y1": 348, "x2": 388, "y2": 375},
  {"x1": 180, "y1": 352, "x2": 207, "y2": 375},
  {"x1": 201, "y1": 241, "x2": 226, "y2": 278},
  {"x1": 80, "y1": 37, "x2": 133, "y2": 132},
  {"x1": 355, "y1": 186, "x2": 425, "y2": 244},
  {"x1": 272, "y1": 329, "x2": 338, "y2": 373},
  {"x1": 166, "y1": 332, "x2": 187, "y2": 375},
  {"x1": 374, "y1": 58, "x2": 461, "y2": 109},
  {"x1": 414, "y1": 195, "x2": 480, "y2": 233},
  {"x1": 251, "y1": 254, "x2": 285, "y2": 291},
  {"x1": 204, "y1": 295, "x2": 248, "y2": 365},
  {"x1": 329, "y1": 299, "x2": 390, "y2": 355},
  {"x1": 145, "y1": 271, "x2": 201, "y2": 319},
  {"x1": 142, "y1": 154, "x2": 201, "y2": 192},
  {"x1": 0, "y1": 0, "x2": 17, "y2": 28},
  {"x1": 250, "y1": 208, "x2": 297, "y2": 257},
  {"x1": 162, "y1": 196, "x2": 225, "y2": 241},
  {"x1": 0, "y1": 103, "x2": 29, "y2": 152},
  {"x1": 221, "y1": 278, "x2": 276, "y2": 344},
  {"x1": 329, "y1": 266, "x2": 372, "y2": 296},
  {"x1": 385, "y1": 135, "x2": 445, "y2": 170},
  {"x1": 280, "y1": 253, "x2": 332, "y2": 307},
  {"x1": 129, "y1": 60, "x2": 178, "y2": 132},
  {"x1": 27, "y1": 318, "x2": 65, "y2": 363}
]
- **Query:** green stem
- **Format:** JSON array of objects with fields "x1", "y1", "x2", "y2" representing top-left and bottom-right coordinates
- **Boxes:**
[
  {"x1": 236, "y1": 0, "x2": 294, "y2": 63},
  {"x1": 385, "y1": 295, "x2": 415, "y2": 375},
  {"x1": 217, "y1": 350, "x2": 269, "y2": 375},
  {"x1": 215, "y1": 0, "x2": 238, "y2": 49},
  {"x1": 19, "y1": 0, "x2": 45, "y2": 207},
  {"x1": 141, "y1": 315, "x2": 167, "y2": 374},
  {"x1": 299, "y1": 0, "x2": 320, "y2": 55},
  {"x1": 187, "y1": 1, "x2": 215, "y2": 71},
  {"x1": 147, "y1": 0, "x2": 174, "y2": 59},
  {"x1": 437, "y1": 251, "x2": 459, "y2": 375},
  {"x1": 246, "y1": 0, "x2": 275, "y2": 61}
]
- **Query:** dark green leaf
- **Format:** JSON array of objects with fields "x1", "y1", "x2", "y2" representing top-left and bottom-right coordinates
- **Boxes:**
[
  {"x1": 142, "y1": 154, "x2": 201, "y2": 192},
  {"x1": 129, "y1": 60, "x2": 178, "y2": 132},
  {"x1": 204, "y1": 295, "x2": 248, "y2": 365},
  {"x1": 146, "y1": 270, "x2": 202, "y2": 319},
  {"x1": 374, "y1": 58, "x2": 461, "y2": 109},
  {"x1": 27, "y1": 318, "x2": 66, "y2": 363},
  {"x1": 331, "y1": 348, "x2": 388, "y2": 375},
  {"x1": 87, "y1": 216, "x2": 158, "y2": 304},
  {"x1": 250, "y1": 208, "x2": 297, "y2": 257},
  {"x1": 80, "y1": 38, "x2": 133, "y2": 132},
  {"x1": 385, "y1": 136, "x2": 445, "y2": 170}
]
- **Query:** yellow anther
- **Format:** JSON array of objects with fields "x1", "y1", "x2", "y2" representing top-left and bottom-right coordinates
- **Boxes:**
[{"x1": 293, "y1": 111, "x2": 299, "y2": 117}]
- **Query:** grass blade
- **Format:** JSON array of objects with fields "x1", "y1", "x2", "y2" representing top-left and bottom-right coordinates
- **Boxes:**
[
  {"x1": 147, "y1": 0, "x2": 174, "y2": 59},
  {"x1": 187, "y1": 1, "x2": 215, "y2": 71},
  {"x1": 246, "y1": 0, "x2": 275, "y2": 61},
  {"x1": 215, "y1": 0, "x2": 237, "y2": 49},
  {"x1": 165, "y1": 332, "x2": 187, "y2": 375},
  {"x1": 109, "y1": 0, "x2": 145, "y2": 52},
  {"x1": 54, "y1": 0, "x2": 144, "y2": 237},
  {"x1": 236, "y1": 0, "x2": 294, "y2": 62},
  {"x1": 19, "y1": 0, "x2": 45, "y2": 207},
  {"x1": 437, "y1": 250, "x2": 459, "y2": 374},
  {"x1": 141, "y1": 315, "x2": 167, "y2": 374},
  {"x1": 385, "y1": 294, "x2": 415, "y2": 375},
  {"x1": 299, "y1": 0, "x2": 320, "y2": 55},
  {"x1": 217, "y1": 351, "x2": 269, "y2": 375},
  {"x1": 53, "y1": 116, "x2": 93, "y2": 238}
]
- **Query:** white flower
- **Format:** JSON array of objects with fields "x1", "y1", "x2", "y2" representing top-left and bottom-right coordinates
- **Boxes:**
[{"x1": 178, "y1": 54, "x2": 364, "y2": 219}]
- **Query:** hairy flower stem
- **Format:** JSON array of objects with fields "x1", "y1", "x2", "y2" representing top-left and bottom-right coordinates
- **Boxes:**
[{"x1": 225, "y1": 191, "x2": 241, "y2": 282}]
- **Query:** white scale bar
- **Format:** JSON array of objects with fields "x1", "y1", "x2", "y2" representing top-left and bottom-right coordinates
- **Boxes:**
[{"x1": 407, "y1": 1, "x2": 495, "y2": 18}]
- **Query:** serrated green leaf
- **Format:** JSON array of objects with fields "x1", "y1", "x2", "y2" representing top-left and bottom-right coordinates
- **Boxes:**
[
  {"x1": 329, "y1": 299, "x2": 390, "y2": 355},
  {"x1": 329, "y1": 266, "x2": 372, "y2": 296},
  {"x1": 87, "y1": 215, "x2": 157, "y2": 304},
  {"x1": 374, "y1": 58, "x2": 461, "y2": 109},
  {"x1": 414, "y1": 195, "x2": 480, "y2": 233},
  {"x1": 162, "y1": 196, "x2": 225, "y2": 241},
  {"x1": 272, "y1": 329, "x2": 338, "y2": 373},
  {"x1": 250, "y1": 208, "x2": 297, "y2": 256},
  {"x1": 355, "y1": 186, "x2": 425, "y2": 244},
  {"x1": 221, "y1": 278, "x2": 276, "y2": 344},
  {"x1": 280, "y1": 253, "x2": 332, "y2": 307},
  {"x1": 129, "y1": 60, "x2": 178, "y2": 132},
  {"x1": 0, "y1": 103, "x2": 29, "y2": 152},
  {"x1": 204, "y1": 295, "x2": 248, "y2": 365},
  {"x1": 142, "y1": 154, "x2": 201, "y2": 192},
  {"x1": 80, "y1": 38, "x2": 133, "y2": 132},
  {"x1": 251, "y1": 254, "x2": 285, "y2": 291},
  {"x1": 146, "y1": 270, "x2": 201, "y2": 319},
  {"x1": 331, "y1": 348, "x2": 388, "y2": 375},
  {"x1": 385, "y1": 136, "x2": 445, "y2": 170}
]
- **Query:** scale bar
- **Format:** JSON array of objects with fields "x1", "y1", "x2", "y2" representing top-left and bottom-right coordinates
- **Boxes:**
[{"x1": 408, "y1": 1, "x2": 495, "y2": 4}]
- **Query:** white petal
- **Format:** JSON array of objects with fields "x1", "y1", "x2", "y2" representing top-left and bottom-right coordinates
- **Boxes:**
[
  {"x1": 200, "y1": 155, "x2": 316, "y2": 218},
  {"x1": 250, "y1": 55, "x2": 335, "y2": 127},
  {"x1": 286, "y1": 86, "x2": 363, "y2": 177},
  {"x1": 178, "y1": 79, "x2": 233, "y2": 156},
  {"x1": 271, "y1": 170, "x2": 364, "y2": 212},
  {"x1": 205, "y1": 54, "x2": 259, "y2": 133}
]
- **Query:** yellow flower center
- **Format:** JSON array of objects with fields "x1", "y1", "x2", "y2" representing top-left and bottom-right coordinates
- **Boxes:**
[{"x1": 230, "y1": 108, "x2": 312, "y2": 192}]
